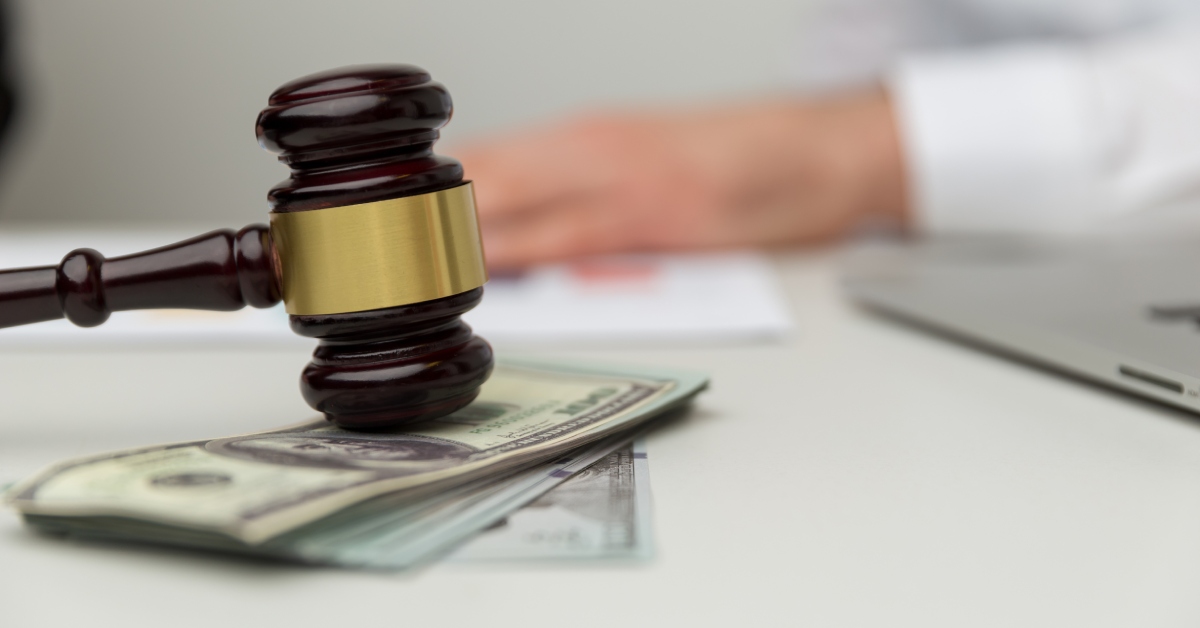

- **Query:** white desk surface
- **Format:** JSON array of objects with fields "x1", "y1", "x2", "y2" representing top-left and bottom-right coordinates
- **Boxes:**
[{"x1": 5, "y1": 250, "x2": 1200, "y2": 628}]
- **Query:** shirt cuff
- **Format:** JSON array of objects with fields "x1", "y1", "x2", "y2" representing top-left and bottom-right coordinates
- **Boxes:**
[{"x1": 888, "y1": 44, "x2": 1101, "y2": 235}]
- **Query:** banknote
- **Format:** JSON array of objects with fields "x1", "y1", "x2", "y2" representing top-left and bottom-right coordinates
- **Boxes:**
[
  {"x1": 7, "y1": 359, "x2": 705, "y2": 567},
  {"x1": 449, "y1": 439, "x2": 652, "y2": 563},
  {"x1": 13, "y1": 431, "x2": 649, "y2": 569},
  {"x1": 281, "y1": 430, "x2": 653, "y2": 569}
]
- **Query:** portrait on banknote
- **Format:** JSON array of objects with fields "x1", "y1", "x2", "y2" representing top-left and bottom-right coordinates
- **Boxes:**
[{"x1": 206, "y1": 431, "x2": 478, "y2": 472}]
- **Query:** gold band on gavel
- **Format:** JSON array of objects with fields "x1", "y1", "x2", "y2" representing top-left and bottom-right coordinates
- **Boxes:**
[{"x1": 269, "y1": 182, "x2": 488, "y2": 316}]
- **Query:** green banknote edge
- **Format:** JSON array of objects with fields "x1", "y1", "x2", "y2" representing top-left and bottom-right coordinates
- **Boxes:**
[
  {"x1": 13, "y1": 358, "x2": 707, "y2": 568},
  {"x1": 446, "y1": 437, "x2": 655, "y2": 565}
]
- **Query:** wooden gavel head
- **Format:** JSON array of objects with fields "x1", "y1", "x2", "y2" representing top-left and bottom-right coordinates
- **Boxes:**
[
  {"x1": 0, "y1": 64, "x2": 494, "y2": 430},
  {"x1": 256, "y1": 64, "x2": 493, "y2": 430}
]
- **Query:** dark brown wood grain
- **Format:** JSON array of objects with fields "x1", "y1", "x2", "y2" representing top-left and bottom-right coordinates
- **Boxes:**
[
  {"x1": 256, "y1": 64, "x2": 464, "y2": 212},
  {"x1": 0, "y1": 224, "x2": 279, "y2": 329},
  {"x1": 290, "y1": 288, "x2": 492, "y2": 430}
]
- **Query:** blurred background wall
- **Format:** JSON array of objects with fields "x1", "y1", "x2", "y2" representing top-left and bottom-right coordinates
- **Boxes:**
[{"x1": 0, "y1": 0, "x2": 805, "y2": 226}]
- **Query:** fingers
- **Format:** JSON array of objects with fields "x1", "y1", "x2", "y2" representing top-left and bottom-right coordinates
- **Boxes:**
[
  {"x1": 481, "y1": 196, "x2": 639, "y2": 270},
  {"x1": 458, "y1": 118, "x2": 630, "y2": 225},
  {"x1": 458, "y1": 104, "x2": 887, "y2": 269}
]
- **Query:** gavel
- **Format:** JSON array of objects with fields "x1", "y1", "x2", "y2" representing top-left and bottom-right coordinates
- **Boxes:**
[{"x1": 0, "y1": 64, "x2": 494, "y2": 430}]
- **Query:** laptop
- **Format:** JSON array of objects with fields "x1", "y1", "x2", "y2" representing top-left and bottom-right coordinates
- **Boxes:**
[{"x1": 841, "y1": 237, "x2": 1200, "y2": 412}]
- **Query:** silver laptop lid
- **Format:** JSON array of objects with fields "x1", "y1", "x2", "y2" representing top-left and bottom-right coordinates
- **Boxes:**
[{"x1": 841, "y1": 237, "x2": 1200, "y2": 413}]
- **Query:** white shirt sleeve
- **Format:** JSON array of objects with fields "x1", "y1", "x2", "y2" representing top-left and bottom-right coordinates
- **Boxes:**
[{"x1": 888, "y1": 22, "x2": 1200, "y2": 235}]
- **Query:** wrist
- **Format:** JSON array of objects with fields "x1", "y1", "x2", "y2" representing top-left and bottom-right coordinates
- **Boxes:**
[
  {"x1": 730, "y1": 90, "x2": 912, "y2": 242},
  {"x1": 816, "y1": 89, "x2": 911, "y2": 231}
]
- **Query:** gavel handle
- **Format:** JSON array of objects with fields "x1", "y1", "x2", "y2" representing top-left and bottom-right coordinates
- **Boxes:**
[{"x1": 0, "y1": 224, "x2": 280, "y2": 329}]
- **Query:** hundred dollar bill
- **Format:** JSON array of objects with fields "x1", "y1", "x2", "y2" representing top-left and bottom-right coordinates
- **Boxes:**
[
  {"x1": 16, "y1": 429, "x2": 650, "y2": 569},
  {"x1": 7, "y1": 359, "x2": 706, "y2": 564},
  {"x1": 448, "y1": 439, "x2": 653, "y2": 563},
  {"x1": 280, "y1": 430, "x2": 651, "y2": 569}
]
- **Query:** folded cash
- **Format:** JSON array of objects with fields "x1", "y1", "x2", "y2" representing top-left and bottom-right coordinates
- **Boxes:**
[
  {"x1": 6, "y1": 359, "x2": 705, "y2": 569},
  {"x1": 449, "y1": 439, "x2": 653, "y2": 563}
]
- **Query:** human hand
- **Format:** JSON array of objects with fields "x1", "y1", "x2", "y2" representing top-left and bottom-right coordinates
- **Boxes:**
[{"x1": 457, "y1": 89, "x2": 908, "y2": 269}]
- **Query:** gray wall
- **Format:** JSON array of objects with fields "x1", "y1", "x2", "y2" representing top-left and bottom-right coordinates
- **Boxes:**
[{"x1": 0, "y1": 0, "x2": 805, "y2": 226}]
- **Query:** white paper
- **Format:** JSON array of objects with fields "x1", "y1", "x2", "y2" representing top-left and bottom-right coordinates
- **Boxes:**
[
  {"x1": 466, "y1": 252, "x2": 792, "y2": 345},
  {"x1": 0, "y1": 229, "x2": 791, "y2": 347}
]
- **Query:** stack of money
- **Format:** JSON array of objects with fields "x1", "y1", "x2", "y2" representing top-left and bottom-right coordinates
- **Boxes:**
[{"x1": 5, "y1": 359, "x2": 706, "y2": 569}]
